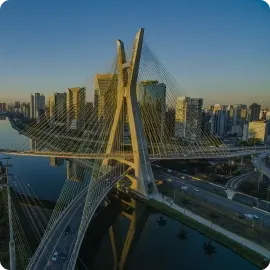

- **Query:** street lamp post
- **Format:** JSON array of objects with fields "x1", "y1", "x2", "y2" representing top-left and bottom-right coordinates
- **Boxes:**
[
  {"x1": 267, "y1": 187, "x2": 270, "y2": 212},
  {"x1": 257, "y1": 158, "x2": 262, "y2": 192},
  {"x1": 0, "y1": 157, "x2": 16, "y2": 270}
]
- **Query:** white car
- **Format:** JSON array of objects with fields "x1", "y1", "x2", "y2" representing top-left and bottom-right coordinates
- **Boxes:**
[
  {"x1": 244, "y1": 214, "x2": 254, "y2": 220},
  {"x1": 51, "y1": 251, "x2": 59, "y2": 262},
  {"x1": 194, "y1": 189, "x2": 199, "y2": 192},
  {"x1": 181, "y1": 186, "x2": 188, "y2": 190}
]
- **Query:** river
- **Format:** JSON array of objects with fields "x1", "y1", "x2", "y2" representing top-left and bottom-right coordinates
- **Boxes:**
[{"x1": 0, "y1": 117, "x2": 259, "y2": 270}]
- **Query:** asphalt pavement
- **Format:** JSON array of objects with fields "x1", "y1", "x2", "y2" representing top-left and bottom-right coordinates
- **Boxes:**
[{"x1": 153, "y1": 168, "x2": 270, "y2": 228}]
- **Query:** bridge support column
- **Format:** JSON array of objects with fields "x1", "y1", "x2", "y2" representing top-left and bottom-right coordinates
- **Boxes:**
[
  {"x1": 5, "y1": 161, "x2": 16, "y2": 270},
  {"x1": 225, "y1": 189, "x2": 236, "y2": 200},
  {"x1": 240, "y1": 156, "x2": 244, "y2": 165},
  {"x1": 104, "y1": 28, "x2": 157, "y2": 197}
]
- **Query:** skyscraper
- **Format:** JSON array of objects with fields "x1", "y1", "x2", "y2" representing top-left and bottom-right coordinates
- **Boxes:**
[
  {"x1": 232, "y1": 104, "x2": 247, "y2": 126},
  {"x1": 175, "y1": 96, "x2": 203, "y2": 140},
  {"x1": 14, "y1": 101, "x2": 20, "y2": 113},
  {"x1": 30, "y1": 94, "x2": 35, "y2": 119},
  {"x1": 67, "y1": 87, "x2": 86, "y2": 130},
  {"x1": 52, "y1": 93, "x2": 67, "y2": 125},
  {"x1": 21, "y1": 102, "x2": 30, "y2": 119},
  {"x1": 85, "y1": 102, "x2": 94, "y2": 126},
  {"x1": 94, "y1": 74, "x2": 118, "y2": 120},
  {"x1": 30, "y1": 93, "x2": 45, "y2": 119},
  {"x1": 0, "y1": 103, "x2": 7, "y2": 112},
  {"x1": 249, "y1": 103, "x2": 261, "y2": 122},
  {"x1": 211, "y1": 104, "x2": 229, "y2": 137},
  {"x1": 137, "y1": 80, "x2": 166, "y2": 140}
]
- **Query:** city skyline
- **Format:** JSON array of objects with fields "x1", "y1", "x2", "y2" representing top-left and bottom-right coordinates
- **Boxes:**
[{"x1": 0, "y1": 0, "x2": 270, "y2": 106}]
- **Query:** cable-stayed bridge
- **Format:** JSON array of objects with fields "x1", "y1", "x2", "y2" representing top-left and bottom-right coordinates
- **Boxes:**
[{"x1": 1, "y1": 28, "x2": 270, "y2": 270}]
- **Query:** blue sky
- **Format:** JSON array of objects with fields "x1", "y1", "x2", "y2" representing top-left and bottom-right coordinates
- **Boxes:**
[{"x1": 0, "y1": 0, "x2": 269, "y2": 106}]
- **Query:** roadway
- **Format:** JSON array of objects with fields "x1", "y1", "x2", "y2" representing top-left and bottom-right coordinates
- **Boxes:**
[
  {"x1": 225, "y1": 171, "x2": 258, "y2": 190},
  {"x1": 1, "y1": 146, "x2": 270, "y2": 161},
  {"x1": 27, "y1": 165, "x2": 128, "y2": 270},
  {"x1": 252, "y1": 153, "x2": 270, "y2": 179},
  {"x1": 153, "y1": 168, "x2": 270, "y2": 228},
  {"x1": 27, "y1": 184, "x2": 86, "y2": 269}
]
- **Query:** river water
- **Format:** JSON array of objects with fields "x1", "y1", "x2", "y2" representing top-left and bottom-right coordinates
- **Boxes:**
[{"x1": 0, "y1": 117, "x2": 259, "y2": 270}]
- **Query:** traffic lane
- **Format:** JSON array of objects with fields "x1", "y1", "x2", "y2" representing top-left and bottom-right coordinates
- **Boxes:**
[
  {"x1": 158, "y1": 173, "x2": 270, "y2": 223},
  {"x1": 155, "y1": 168, "x2": 269, "y2": 210},
  {"x1": 30, "y1": 168, "x2": 122, "y2": 268},
  {"x1": 53, "y1": 210, "x2": 83, "y2": 270},
  {"x1": 234, "y1": 193, "x2": 257, "y2": 206},
  {"x1": 231, "y1": 172, "x2": 258, "y2": 188},
  {"x1": 34, "y1": 198, "x2": 84, "y2": 269},
  {"x1": 40, "y1": 175, "x2": 120, "y2": 268},
  {"x1": 154, "y1": 169, "x2": 225, "y2": 193}
]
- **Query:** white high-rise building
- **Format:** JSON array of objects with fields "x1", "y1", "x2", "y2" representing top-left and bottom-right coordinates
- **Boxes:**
[
  {"x1": 30, "y1": 93, "x2": 45, "y2": 119},
  {"x1": 175, "y1": 96, "x2": 203, "y2": 140}
]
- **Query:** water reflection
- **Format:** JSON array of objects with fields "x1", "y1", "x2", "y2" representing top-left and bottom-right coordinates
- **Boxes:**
[{"x1": 79, "y1": 195, "x2": 258, "y2": 270}]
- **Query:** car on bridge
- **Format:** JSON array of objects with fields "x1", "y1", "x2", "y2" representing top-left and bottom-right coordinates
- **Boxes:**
[
  {"x1": 181, "y1": 186, "x2": 188, "y2": 190},
  {"x1": 51, "y1": 251, "x2": 59, "y2": 262}
]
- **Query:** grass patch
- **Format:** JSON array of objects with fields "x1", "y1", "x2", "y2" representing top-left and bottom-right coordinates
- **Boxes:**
[{"x1": 146, "y1": 199, "x2": 269, "y2": 269}]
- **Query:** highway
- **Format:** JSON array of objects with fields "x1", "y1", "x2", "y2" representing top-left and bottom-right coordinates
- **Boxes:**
[
  {"x1": 28, "y1": 186, "x2": 86, "y2": 269},
  {"x1": 252, "y1": 154, "x2": 270, "y2": 179},
  {"x1": 153, "y1": 168, "x2": 270, "y2": 228},
  {"x1": 1, "y1": 145, "x2": 270, "y2": 162},
  {"x1": 27, "y1": 165, "x2": 128, "y2": 270},
  {"x1": 225, "y1": 171, "x2": 258, "y2": 190}
]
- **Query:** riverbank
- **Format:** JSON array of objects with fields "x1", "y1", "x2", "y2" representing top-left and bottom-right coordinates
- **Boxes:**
[
  {"x1": 8, "y1": 117, "x2": 23, "y2": 133},
  {"x1": 146, "y1": 197, "x2": 269, "y2": 269}
]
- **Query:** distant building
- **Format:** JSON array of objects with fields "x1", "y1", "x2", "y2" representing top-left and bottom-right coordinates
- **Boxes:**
[
  {"x1": 14, "y1": 101, "x2": 20, "y2": 113},
  {"x1": 94, "y1": 74, "x2": 118, "y2": 120},
  {"x1": 249, "y1": 103, "x2": 261, "y2": 122},
  {"x1": 211, "y1": 104, "x2": 228, "y2": 137},
  {"x1": 164, "y1": 108, "x2": 176, "y2": 138},
  {"x1": 30, "y1": 93, "x2": 45, "y2": 119},
  {"x1": 248, "y1": 121, "x2": 268, "y2": 143},
  {"x1": 232, "y1": 104, "x2": 247, "y2": 126},
  {"x1": 266, "y1": 121, "x2": 270, "y2": 143},
  {"x1": 231, "y1": 125, "x2": 243, "y2": 137},
  {"x1": 0, "y1": 103, "x2": 7, "y2": 112},
  {"x1": 202, "y1": 110, "x2": 212, "y2": 135},
  {"x1": 175, "y1": 96, "x2": 203, "y2": 140},
  {"x1": 85, "y1": 102, "x2": 94, "y2": 126},
  {"x1": 21, "y1": 102, "x2": 30, "y2": 119},
  {"x1": 242, "y1": 123, "x2": 249, "y2": 141},
  {"x1": 49, "y1": 93, "x2": 67, "y2": 126},
  {"x1": 266, "y1": 111, "x2": 270, "y2": 121},
  {"x1": 67, "y1": 87, "x2": 86, "y2": 130},
  {"x1": 137, "y1": 80, "x2": 166, "y2": 140}
]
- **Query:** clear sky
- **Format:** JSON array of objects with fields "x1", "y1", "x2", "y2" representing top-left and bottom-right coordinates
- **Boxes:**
[{"x1": 0, "y1": 0, "x2": 269, "y2": 106}]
